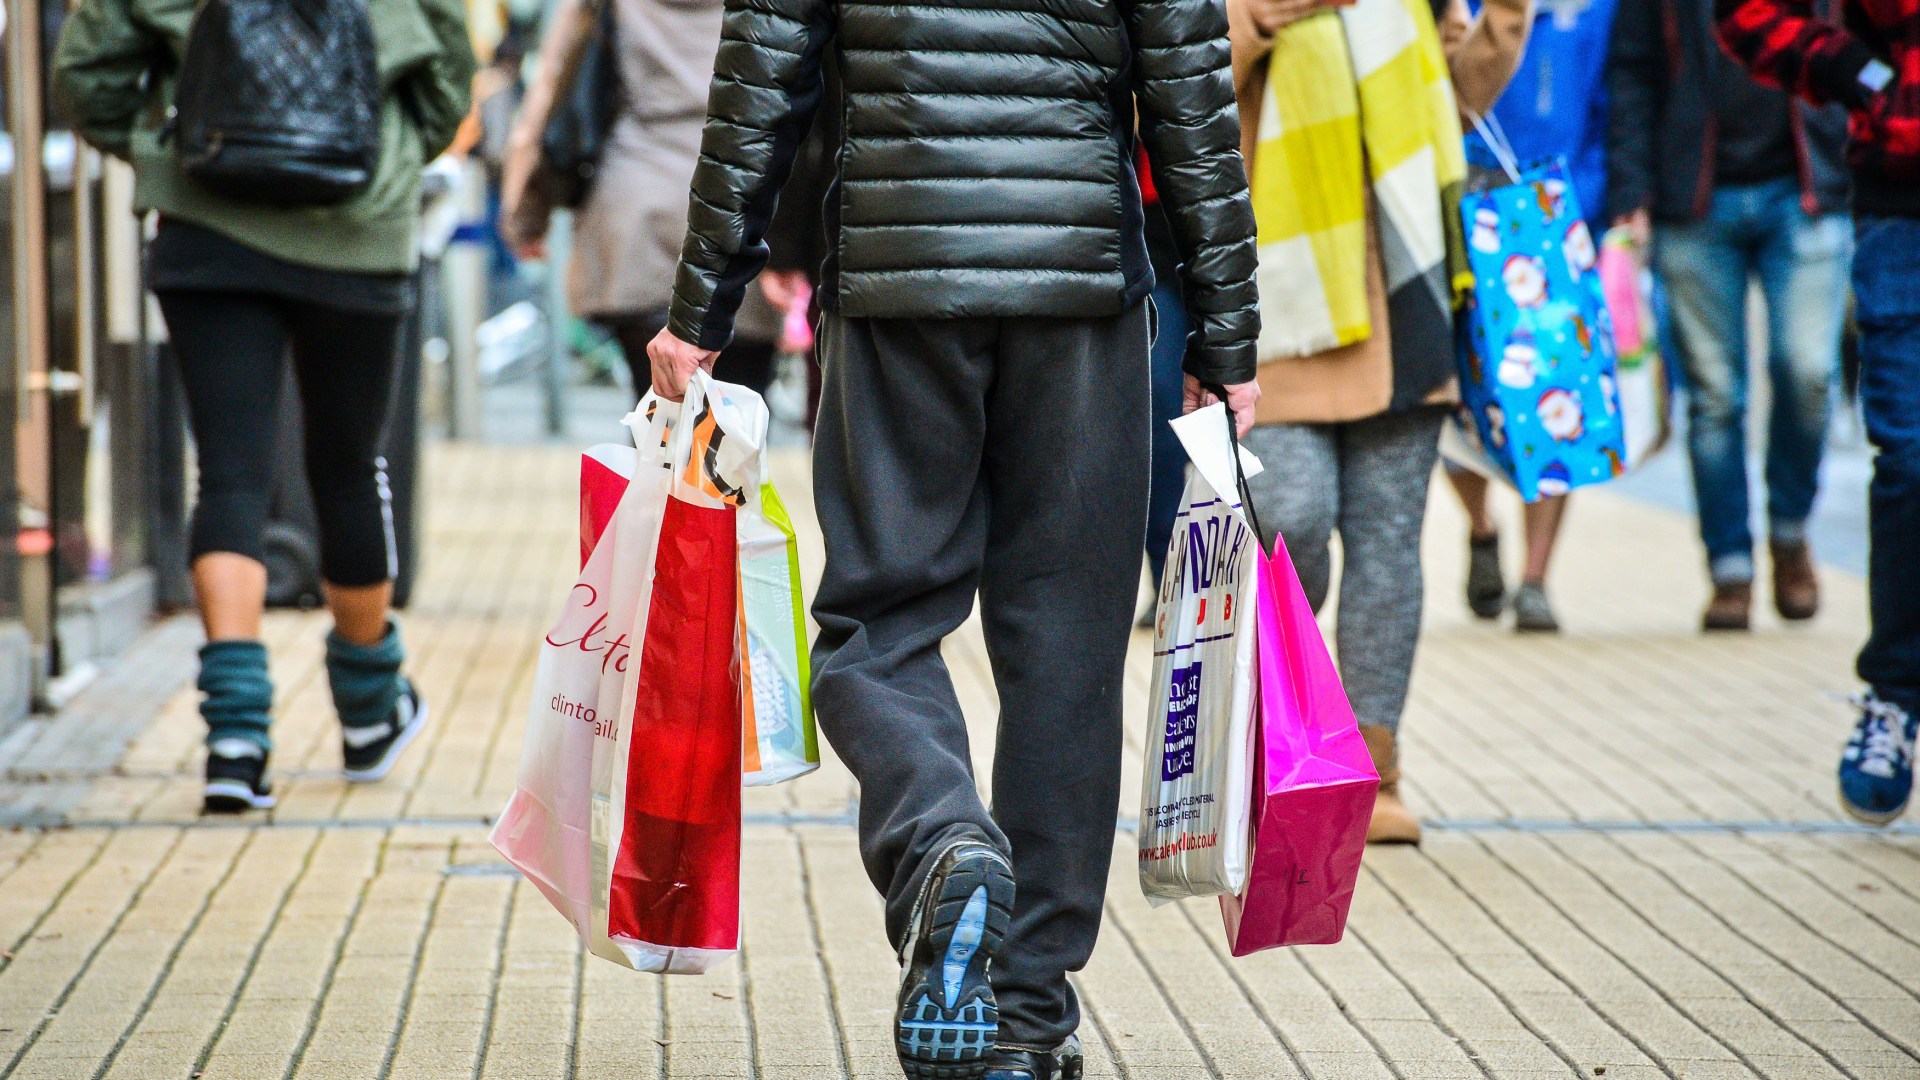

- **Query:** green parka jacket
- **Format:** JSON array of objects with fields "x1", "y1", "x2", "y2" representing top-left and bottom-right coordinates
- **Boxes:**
[
  {"x1": 667, "y1": 0, "x2": 1263, "y2": 385},
  {"x1": 53, "y1": 0, "x2": 476, "y2": 274}
]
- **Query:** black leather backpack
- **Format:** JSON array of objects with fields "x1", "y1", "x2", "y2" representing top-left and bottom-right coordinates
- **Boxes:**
[{"x1": 174, "y1": 0, "x2": 383, "y2": 207}]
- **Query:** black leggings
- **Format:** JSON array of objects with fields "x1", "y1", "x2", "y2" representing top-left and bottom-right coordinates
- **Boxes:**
[
  {"x1": 604, "y1": 312, "x2": 777, "y2": 398},
  {"x1": 158, "y1": 290, "x2": 404, "y2": 587}
]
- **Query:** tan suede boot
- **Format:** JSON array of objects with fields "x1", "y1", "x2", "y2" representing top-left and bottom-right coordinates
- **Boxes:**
[{"x1": 1361, "y1": 726, "x2": 1422, "y2": 845}]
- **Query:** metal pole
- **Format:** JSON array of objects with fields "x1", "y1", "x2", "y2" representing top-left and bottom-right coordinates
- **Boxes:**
[
  {"x1": 442, "y1": 157, "x2": 490, "y2": 439},
  {"x1": 542, "y1": 212, "x2": 572, "y2": 437}
]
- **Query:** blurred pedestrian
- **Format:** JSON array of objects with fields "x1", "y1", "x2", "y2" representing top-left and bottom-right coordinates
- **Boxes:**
[
  {"x1": 1608, "y1": 0, "x2": 1853, "y2": 631},
  {"x1": 1446, "y1": 0, "x2": 1619, "y2": 633},
  {"x1": 54, "y1": 0, "x2": 475, "y2": 812},
  {"x1": 1714, "y1": 0, "x2": 1919, "y2": 823},
  {"x1": 1230, "y1": 0, "x2": 1530, "y2": 845},
  {"x1": 502, "y1": 0, "x2": 785, "y2": 397},
  {"x1": 648, "y1": 0, "x2": 1261, "y2": 1074}
]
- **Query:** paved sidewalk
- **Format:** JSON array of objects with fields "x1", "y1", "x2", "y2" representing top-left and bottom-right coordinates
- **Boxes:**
[{"x1": 2, "y1": 442, "x2": 1917, "y2": 1080}]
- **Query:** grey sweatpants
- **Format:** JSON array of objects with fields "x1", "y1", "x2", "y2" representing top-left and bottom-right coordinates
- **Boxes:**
[
  {"x1": 810, "y1": 306, "x2": 1151, "y2": 1050},
  {"x1": 1242, "y1": 407, "x2": 1446, "y2": 733}
]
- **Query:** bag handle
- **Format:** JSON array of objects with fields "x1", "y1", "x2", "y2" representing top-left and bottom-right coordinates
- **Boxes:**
[
  {"x1": 1203, "y1": 382, "x2": 1266, "y2": 548},
  {"x1": 1465, "y1": 109, "x2": 1522, "y2": 185}
]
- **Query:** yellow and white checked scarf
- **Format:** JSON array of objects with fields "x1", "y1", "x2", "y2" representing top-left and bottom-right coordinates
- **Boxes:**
[{"x1": 1250, "y1": 0, "x2": 1468, "y2": 362}]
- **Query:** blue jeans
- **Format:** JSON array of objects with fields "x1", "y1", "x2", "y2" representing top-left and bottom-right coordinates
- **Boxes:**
[
  {"x1": 1145, "y1": 281, "x2": 1191, "y2": 586},
  {"x1": 1853, "y1": 216, "x2": 1920, "y2": 708},
  {"x1": 1655, "y1": 178, "x2": 1852, "y2": 584}
]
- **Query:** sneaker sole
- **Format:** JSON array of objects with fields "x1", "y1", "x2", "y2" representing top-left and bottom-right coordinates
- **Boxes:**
[
  {"x1": 343, "y1": 697, "x2": 429, "y2": 784},
  {"x1": 203, "y1": 780, "x2": 276, "y2": 813},
  {"x1": 1838, "y1": 781, "x2": 1909, "y2": 827},
  {"x1": 898, "y1": 851, "x2": 1015, "y2": 1080}
]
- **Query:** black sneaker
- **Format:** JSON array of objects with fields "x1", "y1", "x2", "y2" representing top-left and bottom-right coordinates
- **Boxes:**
[
  {"x1": 1466, "y1": 533, "x2": 1505, "y2": 619},
  {"x1": 897, "y1": 842, "x2": 1015, "y2": 1080},
  {"x1": 341, "y1": 680, "x2": 427, "y2": 783},
  {"x1": 984, "y1": 1036, "x2": 1085, "y2": 1080},
  {"x1": 203, "y1": 739, "x2": 275, "y2": 813}
]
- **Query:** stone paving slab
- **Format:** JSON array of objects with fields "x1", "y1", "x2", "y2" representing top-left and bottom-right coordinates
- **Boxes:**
[{"x1": 1, "y1": 442, "x2": 1916, "y2": 1079}]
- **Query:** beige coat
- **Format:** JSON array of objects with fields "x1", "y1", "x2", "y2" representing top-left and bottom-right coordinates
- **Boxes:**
[
  {"x1": 502, "y1": 0, "x2": 780, "y2": 339},
  {"x1": 1229, "y1": 0, "x2": 1531, "y2": 425}
]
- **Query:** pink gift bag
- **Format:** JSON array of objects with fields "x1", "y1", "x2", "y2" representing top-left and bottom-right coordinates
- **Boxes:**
[{"x1": 1220, "y1": 531, "x2": 1377, "y2": 954}]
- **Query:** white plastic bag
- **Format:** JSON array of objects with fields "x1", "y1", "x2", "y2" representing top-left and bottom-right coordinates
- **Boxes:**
[
  {"x1": 491, "y1": 372, "x2": 767, "y2": 974},
  {"x1": 1138, "y1": 403, "x2": 1260, "y2": 904}
]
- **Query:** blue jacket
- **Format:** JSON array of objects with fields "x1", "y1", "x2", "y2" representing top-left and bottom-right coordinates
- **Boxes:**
[{"x1": 1467, "y1": 0, "x2": 1619, "y2": 230}]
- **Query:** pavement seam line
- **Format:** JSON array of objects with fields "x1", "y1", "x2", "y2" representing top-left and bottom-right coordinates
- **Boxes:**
[
  {"x1": 1, "y1": 828, "x2": 190, "y2": 1077},
  {"x1": 1467, "y1": 831, "x2": 1769, "y2": 1076},
  {"x1": 97, "y1": 828, "x2": 321, "y2": 1080},
  {"x1": 564, "y1": 911, "x2": 585, "y2": 1080},
  {"x1": 1101, "y1": 885, "x2": 1239, "y2": 1080},
  {"x1": 1569, "y1": 831, "x2": 1870, "y2": 1078},
  {"x1": 794, "y1": 829, "x2": 854, "y2": 1080},
  {"x1": 1625, "y1": 830, "x2": 1920, "y2": 1059},
  {"x1": 0, "y1": 830, "x2": 114, "y2": 976},
  {"x1": 1415, "y1": 837, "x2": 1674, "y2": 1072},
  {"x1": 1342, "y1": 877, "x2": 1508, "y2": 1080},
  {"x1": 377, "y1": 841, "x2": 456, "y2": 1079},
  {"x1": 1360, "y1": 856, "x2": 1597, "y2": 1075},
  {"x1": 1737, "y1": 831, "x2": 1920, "y2": 971},
  {"x1": 1169, "y1": 896, "x2": 1318, "y2": 1077},
  {"x1": 471, "y1": 865, "x2": 521, "y2": 1080},
  {"x1": 278, "y1": 832, "x2": 386, "y2": 1079}
]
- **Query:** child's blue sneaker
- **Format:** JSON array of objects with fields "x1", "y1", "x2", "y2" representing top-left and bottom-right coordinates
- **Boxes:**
[{"x1": 1839, "y1": 692, "x2": 1916, "y2": 826}]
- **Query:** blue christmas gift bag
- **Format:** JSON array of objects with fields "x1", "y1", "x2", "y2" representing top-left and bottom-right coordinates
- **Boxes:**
[{"x1": 1453, "y1": 150, "x2": 1627, "y2": 502}]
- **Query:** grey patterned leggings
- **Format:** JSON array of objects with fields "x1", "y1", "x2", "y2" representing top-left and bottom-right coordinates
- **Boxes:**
[{"x1": 1242, "y1": 407, "x2": 1446, "y2": 734}]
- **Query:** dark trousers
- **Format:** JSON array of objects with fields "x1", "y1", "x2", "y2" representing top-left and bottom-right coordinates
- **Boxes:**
[
  {"x1": 1852, "y1": 216, "x2": 1920, "y2": 708},
  {"x1": 157, "y1": 290, "x2": 405, "y2": 586},
  {"x1": 810, "y1": 306, "x2": 1150, "y2": 1049}
]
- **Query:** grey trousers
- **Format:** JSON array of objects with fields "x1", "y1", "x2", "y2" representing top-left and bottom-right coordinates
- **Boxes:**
[
  {"x1": 810, "y1": 306, "x2": 1151, "y2": 1049},
  {"x1": 1242, "y1": 407, "x2": 1446, "y2": 734}
]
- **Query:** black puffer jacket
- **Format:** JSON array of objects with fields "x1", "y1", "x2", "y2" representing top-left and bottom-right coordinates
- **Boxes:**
[{"x1": 665, "y1": 0, "x2": 1262, "y2": 385}]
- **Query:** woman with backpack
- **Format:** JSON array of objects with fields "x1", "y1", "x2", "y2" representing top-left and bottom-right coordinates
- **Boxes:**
[{"x1": 53, "y1": 0, "x2": 475, "y2": 812}]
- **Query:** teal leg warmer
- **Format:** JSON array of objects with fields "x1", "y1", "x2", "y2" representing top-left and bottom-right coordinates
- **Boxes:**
[
  {"x1": 199, "y1": 640, "x2": 273, "y2": 752},
  {"x1": 326, "y1": 623, "x2": 406, "y2": 731}
]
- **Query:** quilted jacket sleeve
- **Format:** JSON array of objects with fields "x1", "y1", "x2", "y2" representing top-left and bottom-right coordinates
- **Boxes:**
[
  {"x1": 52, "y1": 0, "x2": 163, "y2": 160},
  {"x1": 1125, "y1": 0, "x2": 1262, "y2": 388},
  {"x1": 667, "y1": 0, "x2": 836, "y2": 351}
]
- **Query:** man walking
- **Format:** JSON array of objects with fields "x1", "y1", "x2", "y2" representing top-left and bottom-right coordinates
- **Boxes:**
[
  {"x1": 648, "y1": 0, "x2": 1261, "y2": 1076},
  {"x1": 1713, "y1": 0, "x2": 1920, "y2": 823},
  {"x1": 1607, "y1": 0, "x2": 1854, "y2": 631}
]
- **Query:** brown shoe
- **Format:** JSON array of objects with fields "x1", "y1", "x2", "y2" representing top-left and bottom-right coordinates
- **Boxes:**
[
  {"x1": 1703, "y1": 581, "x2": 1753, "y2": 632},
  {"x1": 1360, "y1": 726, "x2": 1422, "y2": 845},
  {"x1": 1771, "y1": 540, "x2": 1820, "y2": 621}
]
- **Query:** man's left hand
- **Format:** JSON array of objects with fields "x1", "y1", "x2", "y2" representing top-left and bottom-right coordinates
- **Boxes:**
[
  {"x1": 647, "y1": 327, "x2": 719, "y2": 401},
  {"x1": 1183, "y1": 374, "x2": 1261, "y2": 437}
]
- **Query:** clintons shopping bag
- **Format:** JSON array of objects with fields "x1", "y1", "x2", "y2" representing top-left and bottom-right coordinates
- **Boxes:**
[
  {"x1": 577, "y1": 417, "x2": 818, "y2": 787},
  {"x1": 1220, "y1": 531, "x2": 1377, "y2": 954},
  {"x1": 491, "y1": 372, "x2": 763, "y2": 973},
  {"x1": 1139, "y1": 403, "x2": 1260, "y2": 903}
]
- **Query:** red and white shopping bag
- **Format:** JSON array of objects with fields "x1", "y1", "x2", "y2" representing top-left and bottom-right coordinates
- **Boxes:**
[{"x1": 492, "y1": 372, "x2": 766, "y2": 973}]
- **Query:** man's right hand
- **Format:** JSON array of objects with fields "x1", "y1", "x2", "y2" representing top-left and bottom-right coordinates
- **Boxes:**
[{"x1": 1183, "y1": 375, "x2": 1262, "y2": 437}]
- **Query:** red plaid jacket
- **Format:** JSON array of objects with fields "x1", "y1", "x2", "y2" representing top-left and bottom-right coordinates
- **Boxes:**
[{"x1": 1717, "y1": 0, "x2": 1920, "y2": 210}]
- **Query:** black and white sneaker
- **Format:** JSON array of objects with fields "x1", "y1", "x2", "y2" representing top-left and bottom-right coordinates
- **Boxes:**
[
  {"x1": 341, "y1": 680, "x2": 427, "y2": 783},
  {"x1": 204, "y1": 739, "x2": 275, "y2": 813},
  {"x1": 897, "y1": 842, "x2": 1015, "y2": 1080}
]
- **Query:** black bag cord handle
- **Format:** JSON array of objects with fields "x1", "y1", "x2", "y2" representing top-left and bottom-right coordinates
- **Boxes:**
[{"x1": 1203, "y1": 382, "x2": 1266, "y2": 548}]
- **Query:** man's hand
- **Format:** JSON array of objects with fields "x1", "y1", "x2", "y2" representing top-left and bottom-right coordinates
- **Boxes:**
[
  {"x1": 1245, "y1": 0, "x2": 1351, "y2": 36},
  {"x1": 1612, "y1": 208, "x2": 1652, "y2": 251},
  {"x1": 1183, "y1": 374, "x2": 1261, "y2": 437},
  {"x1": 757, "y1": 268, "x2": 811, "y2": 312},
  {"x1": 647, "y1": 327, "x2": 720, "y2": 401}
]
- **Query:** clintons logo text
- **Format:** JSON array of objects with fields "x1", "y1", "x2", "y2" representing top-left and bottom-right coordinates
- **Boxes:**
[
  {"x1": 544, "y1": 583, "x2": 631, "y2": 675},
  {"x1": 550, "y1": 693, "x2": 614, "y2": 739},
  {"x1": 1162, "y1": 661, "x2": 1201, "y2": 781}
]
